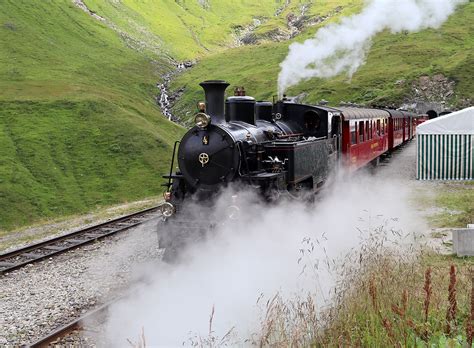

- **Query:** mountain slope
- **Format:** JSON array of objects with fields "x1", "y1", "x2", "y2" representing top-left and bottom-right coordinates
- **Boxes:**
[
  {"x1": 84, "y1": 0, "x2": 303, "y2": 60},
  {"x1": 0, "y1": 1, "x2": 183, "y2": 230},
  {"x1": 170, "y1": 1, "x2": 473, "y2": 121}
]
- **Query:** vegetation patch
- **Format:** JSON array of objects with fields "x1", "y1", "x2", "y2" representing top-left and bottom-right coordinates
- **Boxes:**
[{"x1": 0, "y1": 1, "x2": 185, "y2": 231}]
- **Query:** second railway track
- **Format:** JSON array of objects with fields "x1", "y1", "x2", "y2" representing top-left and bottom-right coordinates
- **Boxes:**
[{"x1": 0, "y1": 205, "x2": 162, "y2": 275}]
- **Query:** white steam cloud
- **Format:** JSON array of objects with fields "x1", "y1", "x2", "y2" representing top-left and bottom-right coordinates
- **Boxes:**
[
  {"x1": 102, "y1": 173, "x2": 426, "y2": 346},
  {"x1": 278, "y1": 0, "x2": 467, "y2": 96}
]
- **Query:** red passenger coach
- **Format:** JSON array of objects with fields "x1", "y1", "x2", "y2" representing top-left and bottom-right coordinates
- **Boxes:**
[
  {"x1": 386, "y1": 110, "x2": 410, "y2": 150},
  {"x1": 340, "y1": 107, "x2": 390, "y2": 171}
]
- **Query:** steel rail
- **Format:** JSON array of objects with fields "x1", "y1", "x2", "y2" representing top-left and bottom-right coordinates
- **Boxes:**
[
  {"x1": 27, "y1": 302, "x2": 112, "y2": 347},
  {"x1": 0, "y1": 205, "x2": 162, "y2": 274}
]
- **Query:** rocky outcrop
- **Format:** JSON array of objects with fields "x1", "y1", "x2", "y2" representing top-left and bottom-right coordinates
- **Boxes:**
[
  {"x1": 400, "y1": 74, "x2": 464, "y2": 114},
  {"x1": 197, "y1": 0, "x2": 210, "y2": 10},
  {"x1": 412, "y1": 74, "x2": 455, "y2": 103},
  {"x1": 233, "y1": 4, "x2": 344, "y2": 46},
  {"x1": 233, "y1": 18, "x2": 266, "y2": 46}
]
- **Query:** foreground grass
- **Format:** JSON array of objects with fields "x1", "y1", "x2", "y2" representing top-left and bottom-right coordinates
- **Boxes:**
[
  {"x1": 319, "y1": 252, "x2": 474, "y2": 347},
  {"x1": 251, "y1": 241, "x2": 474, "y2": 347}
]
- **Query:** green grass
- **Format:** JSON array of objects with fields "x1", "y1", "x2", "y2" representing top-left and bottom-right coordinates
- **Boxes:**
[
  {"x1": 170, "y1": 2, "x2": 473, "y2": 122},
  {"x1": 0, "y1": 1, "x2": 183, "y2": 231},
  {"x1": 84, "y1": 0, "x2": 292, "y2": 60},
  {"x1": 428, "y1": 182, "x2": 474, "y2": 228}
]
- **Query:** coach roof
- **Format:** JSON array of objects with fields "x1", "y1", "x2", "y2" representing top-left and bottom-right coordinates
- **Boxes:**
[{"x1": 337, "y1": 107, "x2": 390, "y2": 120}]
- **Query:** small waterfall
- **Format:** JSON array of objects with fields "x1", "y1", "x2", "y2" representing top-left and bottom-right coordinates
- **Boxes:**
[{"x1": 156, "y1": 62, "x2": 193, "y2": 123}]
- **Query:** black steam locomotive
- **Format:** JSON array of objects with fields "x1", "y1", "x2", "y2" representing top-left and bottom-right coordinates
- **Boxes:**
[
  {"x1": 161, "y1": 80, "x2": 342, "y2": 212},
  {"x1": 158, "y1": 80, "x2": 342, "y2": 258}
]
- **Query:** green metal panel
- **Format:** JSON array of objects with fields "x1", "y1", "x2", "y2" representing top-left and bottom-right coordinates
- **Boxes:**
[{"x1": 417, "y1": 133, "x2": 473, "y2": 180}]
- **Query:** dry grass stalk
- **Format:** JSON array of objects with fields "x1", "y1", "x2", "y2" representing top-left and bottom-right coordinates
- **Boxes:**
[
  {"x1": 368, "y1": 275, "x2": 378, "y2": 312},
  {"x1": 391, "y1": 289, "x2": 409, "y2": 346},
  {"x1": 402, "y1": 289, "x2": 408, "y2": 316},
  {"x1": 445, "y1": 264, "x2": 458, "y2": 335},
  {"x1": 209, "y1": 304, "x2": 215, "y2": 338},
  {"x1": 127, "y1": 327, "x2": 146, "y2": 348},
  {"x1": 382, "y1": 317, "x2": 401, "y2": 347},
  {"x1": 467, "y1": 272, "x2": 474, "y2": 347},
  {"x1": 422, "y1": 267, "x2": 432, "y2": 341}
]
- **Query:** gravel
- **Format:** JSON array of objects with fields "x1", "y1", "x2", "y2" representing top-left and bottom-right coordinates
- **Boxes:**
[{"x1": 0, "y1": 220, "x2": 163, "y2": 346}]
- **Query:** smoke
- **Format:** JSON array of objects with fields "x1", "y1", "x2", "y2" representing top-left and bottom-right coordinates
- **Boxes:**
[
  {"x1": 278, "y1": 0, "x2": 467, "y2": 96},
  {"x1": 101, "y1": 172, "x2": 426, "y2": 346}
]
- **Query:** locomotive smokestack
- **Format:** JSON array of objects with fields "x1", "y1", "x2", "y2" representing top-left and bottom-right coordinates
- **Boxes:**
[{"x1": 199, "y1": 80, "x2": 230, "y2": 124}]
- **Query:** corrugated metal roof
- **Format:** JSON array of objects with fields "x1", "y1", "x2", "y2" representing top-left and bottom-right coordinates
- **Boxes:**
[{"x1": 336, "y1": 107, "x2": 390, "y2": 120}]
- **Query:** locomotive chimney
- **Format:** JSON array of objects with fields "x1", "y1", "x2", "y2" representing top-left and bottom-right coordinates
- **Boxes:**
[{"x1": 199, "y1": 80, "x2": 230, "y2": 124}]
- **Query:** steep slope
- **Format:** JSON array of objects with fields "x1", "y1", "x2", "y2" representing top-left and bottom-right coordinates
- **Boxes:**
[
  {"x1": 170, "y1": 1, "x2": 473, "y2": 122},
  {"x1": 0, "y1": 1, "x2": 183, "y2": 230},
  {"x1": 83, "y1": 0, "x2": 305, "y2": 60}
]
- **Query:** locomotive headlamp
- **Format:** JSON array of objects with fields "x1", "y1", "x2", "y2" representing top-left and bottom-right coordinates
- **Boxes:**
[
  {"x1": 194, "y1": 112, "x2": 211, "y2": 128},
  {"x1": 197, "y1": 101, "x2": 206, "y2": 112},
  {"x1": 161, "y1": 202, "x2": 175, "y2": 217}
]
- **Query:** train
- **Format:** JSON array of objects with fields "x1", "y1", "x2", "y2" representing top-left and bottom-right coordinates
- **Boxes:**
[{"x1": 157, "y1": 80, "x2": 428, "y2": 259}]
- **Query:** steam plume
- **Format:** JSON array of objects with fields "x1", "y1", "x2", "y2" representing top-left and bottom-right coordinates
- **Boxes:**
[
  {"x1": 278, "y1": 0, "x2": 467, "y2": 96},
  {"x1": 102, "y1": 175, "x2": 425, "y2": 346}
]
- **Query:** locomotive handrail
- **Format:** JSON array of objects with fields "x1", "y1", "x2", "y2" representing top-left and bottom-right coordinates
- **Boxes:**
[{"x1": 166, "y1": 140, "x2": 180, "y2": 190}]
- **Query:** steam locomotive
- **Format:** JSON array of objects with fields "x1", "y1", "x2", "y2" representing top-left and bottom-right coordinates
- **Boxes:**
[{"x1": 158, "y1": 80, "x2": 427, "y2": 258}]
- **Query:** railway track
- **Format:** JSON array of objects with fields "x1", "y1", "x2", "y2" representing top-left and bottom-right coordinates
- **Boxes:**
[
  {"x1": 27, "y1": 301, "x2": 112, "y2": 347},
  {"x1": 0, "y1": 205, "x2": 162, "y2": 275}
]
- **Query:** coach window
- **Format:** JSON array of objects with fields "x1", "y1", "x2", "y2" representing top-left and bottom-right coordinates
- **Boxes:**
[
  {"x1": 377, "y1": 120, "x2": 381, "y2": 136},
  {"x1": 365, "y1": 121, "x2": 370, "y2": 140},
  {"x1": 350, "y1": 122, "x2": 356, "y2": 144},
  {"x1": 359, "y1": 121, "x2": 364, "y2": 142}
]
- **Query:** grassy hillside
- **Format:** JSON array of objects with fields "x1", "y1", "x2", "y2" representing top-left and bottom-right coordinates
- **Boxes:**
[
  {"x1": 170, "y1": 2, "x2": 473, "y2": 121},
  {"x1": 83, "y1": 0, "x2": 323, "y2": 60},
  {"x1": 0, "y1": 1, "x2": 184, "y2": 230},
  {"x1": 1, "y1": 0, "x2": 351, "y2": 231}
]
